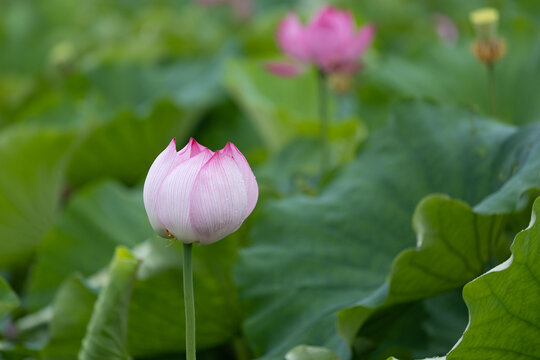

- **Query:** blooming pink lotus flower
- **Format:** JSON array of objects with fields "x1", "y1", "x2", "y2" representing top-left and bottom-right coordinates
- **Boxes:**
[
  {"x1": 268, "y1": 6, "x2": 375, "y2": 77},
  {"x1": 143, "y1": 138, "x2": 258, "y2": 245}
]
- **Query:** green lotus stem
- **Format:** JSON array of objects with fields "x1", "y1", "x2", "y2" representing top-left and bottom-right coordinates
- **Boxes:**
[
  {"x1": 233, "y1": 337, "x2": 252, "y2": 360},
  {"x1": 487, "y1": 62, "x2": 497, "y2": 117},
  {"x1": 318, "y1": 70, "x2": 329, "y2": 175},
  {"x1": 183, "y1": 243, "x2": 196, "y2": 360}
]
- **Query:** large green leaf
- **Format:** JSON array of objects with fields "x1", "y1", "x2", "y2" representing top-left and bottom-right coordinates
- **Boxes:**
[
  {"x1": 39, "y1": 237, "x2": 243, "y2": 359},
  {"x1": 78, "y1": 247, "x2": 139, "y2": 360},
  {"x1": 0, "y1": 277, "x2": 19, "y2": 317},
  {"x1": 127, "y1": 236, "x2": 242, "y2": 356},
  {"x1": 235, "y1": 101, "x2": 540, "y2": 360},
  {"x1": 43, "y1": 275, "x2": 97, "y2": 360},
  {"x1": 337, "y1": 195, "x2": 505, "y2": 345},
  {"x1": 392, "y1": 197, "x2": 540, "y2": 360},
  {"x1": 27, "y1": 181, "x2": 153, "y2": 310},
  {"x1": 357, "y1": 290, "x2": 468, "y2": 360},
  {"x1": 254, "y1": 138, "x2": 322, "y2": 196},
  {"x1": 29, "y1": 180, "x2": 243, "y2": 357},
  {"x1": 0, "y1": 125, "x2": 75, "y2": 267},
  {"x1": 84, "y1": 50, "x2": 232, "y2": 114},
  {"x1": 445, "y1": 197, "x2": 540, "y2": 359},
  {"x1": 194, "y1": 101, "x2": 266, "y2": 163},
  {"x1": 66, "y1": 101, "x2": 200, "y2": 187}
]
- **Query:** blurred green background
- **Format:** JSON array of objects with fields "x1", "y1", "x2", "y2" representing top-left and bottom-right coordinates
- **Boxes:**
[{"x1": 1, "y1": 0, "x2": 540, "y2": 359}]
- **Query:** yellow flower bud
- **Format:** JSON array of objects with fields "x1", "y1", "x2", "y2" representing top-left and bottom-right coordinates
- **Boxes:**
[
  {"x1": 470, "y1": 8, "x2": 499, "y2": 25},
  {"x1": 470, "y1": 7, "x2": 499, "y2": 41}
]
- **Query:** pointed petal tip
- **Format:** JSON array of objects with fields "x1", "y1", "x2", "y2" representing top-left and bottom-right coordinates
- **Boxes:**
[
  {"x1": 312, "y1": 5, "x2": 339, "y2": 22},
  {"x1": 216, "y1": 142, "x2": 234, "y2": 155},
  {"x1": 186, "y1": 138, "x2": 213, "y2": 158},
  {"x1": 210, "y1": 148, "x2": 226, "y2": 160}
]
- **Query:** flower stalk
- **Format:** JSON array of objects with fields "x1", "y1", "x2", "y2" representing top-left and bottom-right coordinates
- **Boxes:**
[
  {"x1": 487, "y1": 62, "x2": 497, "y2": 116},
  {"x1": 318, "y1": 70, "x2": 330, "y2": 175},
  {"x1": 183, "y1": 243, "x2": 196, "y2": 360},
  {"x1": 142, "y1": 139, "x2": 258, "y2": 360},
  {"x1": 470, "y1": 7, "x2": 505, "y2": 117}
]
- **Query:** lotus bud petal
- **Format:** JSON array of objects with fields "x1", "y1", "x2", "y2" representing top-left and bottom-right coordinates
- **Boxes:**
[
  {"x1": 143, "y1": 138, "x2": 195, "y2": 237},
  {"x1": 143, "y1": 139, "x2": 258, "y2": 244}
]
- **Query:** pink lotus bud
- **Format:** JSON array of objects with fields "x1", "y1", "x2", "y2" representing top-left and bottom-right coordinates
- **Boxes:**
[
  {"x1": 143, "y1": 138, "x2": 258, "y2": 245},
  {"x1": 433, "y1": 13, "x2": 459, "y2": 45},
  {"x1": 275, "y1": 6, "x2": 375, "y2": 74}
]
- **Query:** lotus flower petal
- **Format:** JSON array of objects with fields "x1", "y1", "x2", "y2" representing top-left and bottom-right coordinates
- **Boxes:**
[
  {"x1": 155, "y1": 149, "x2": 213, "y2": 242},
  {"x1": 221, "y1": 142, "x2": 258, "y2": 216},
  {"x1": 308, "y1": 6, "x2": 355, "y2": 36},
  {"x1": 306, "y1": 6, "x2": 357, "y2": 70},
  {"x1": 143, "y1": 139, "x2": 187, "y2": 237},
  {"x1": 347, "y1": 23, "x2": 375, "y2": 60},
  {"x1": 277, "y1": 13, "x2": 311, "y2": 62},
  {"x1": 190, "y1": 150, "x2": 249, "y2": 244}
]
